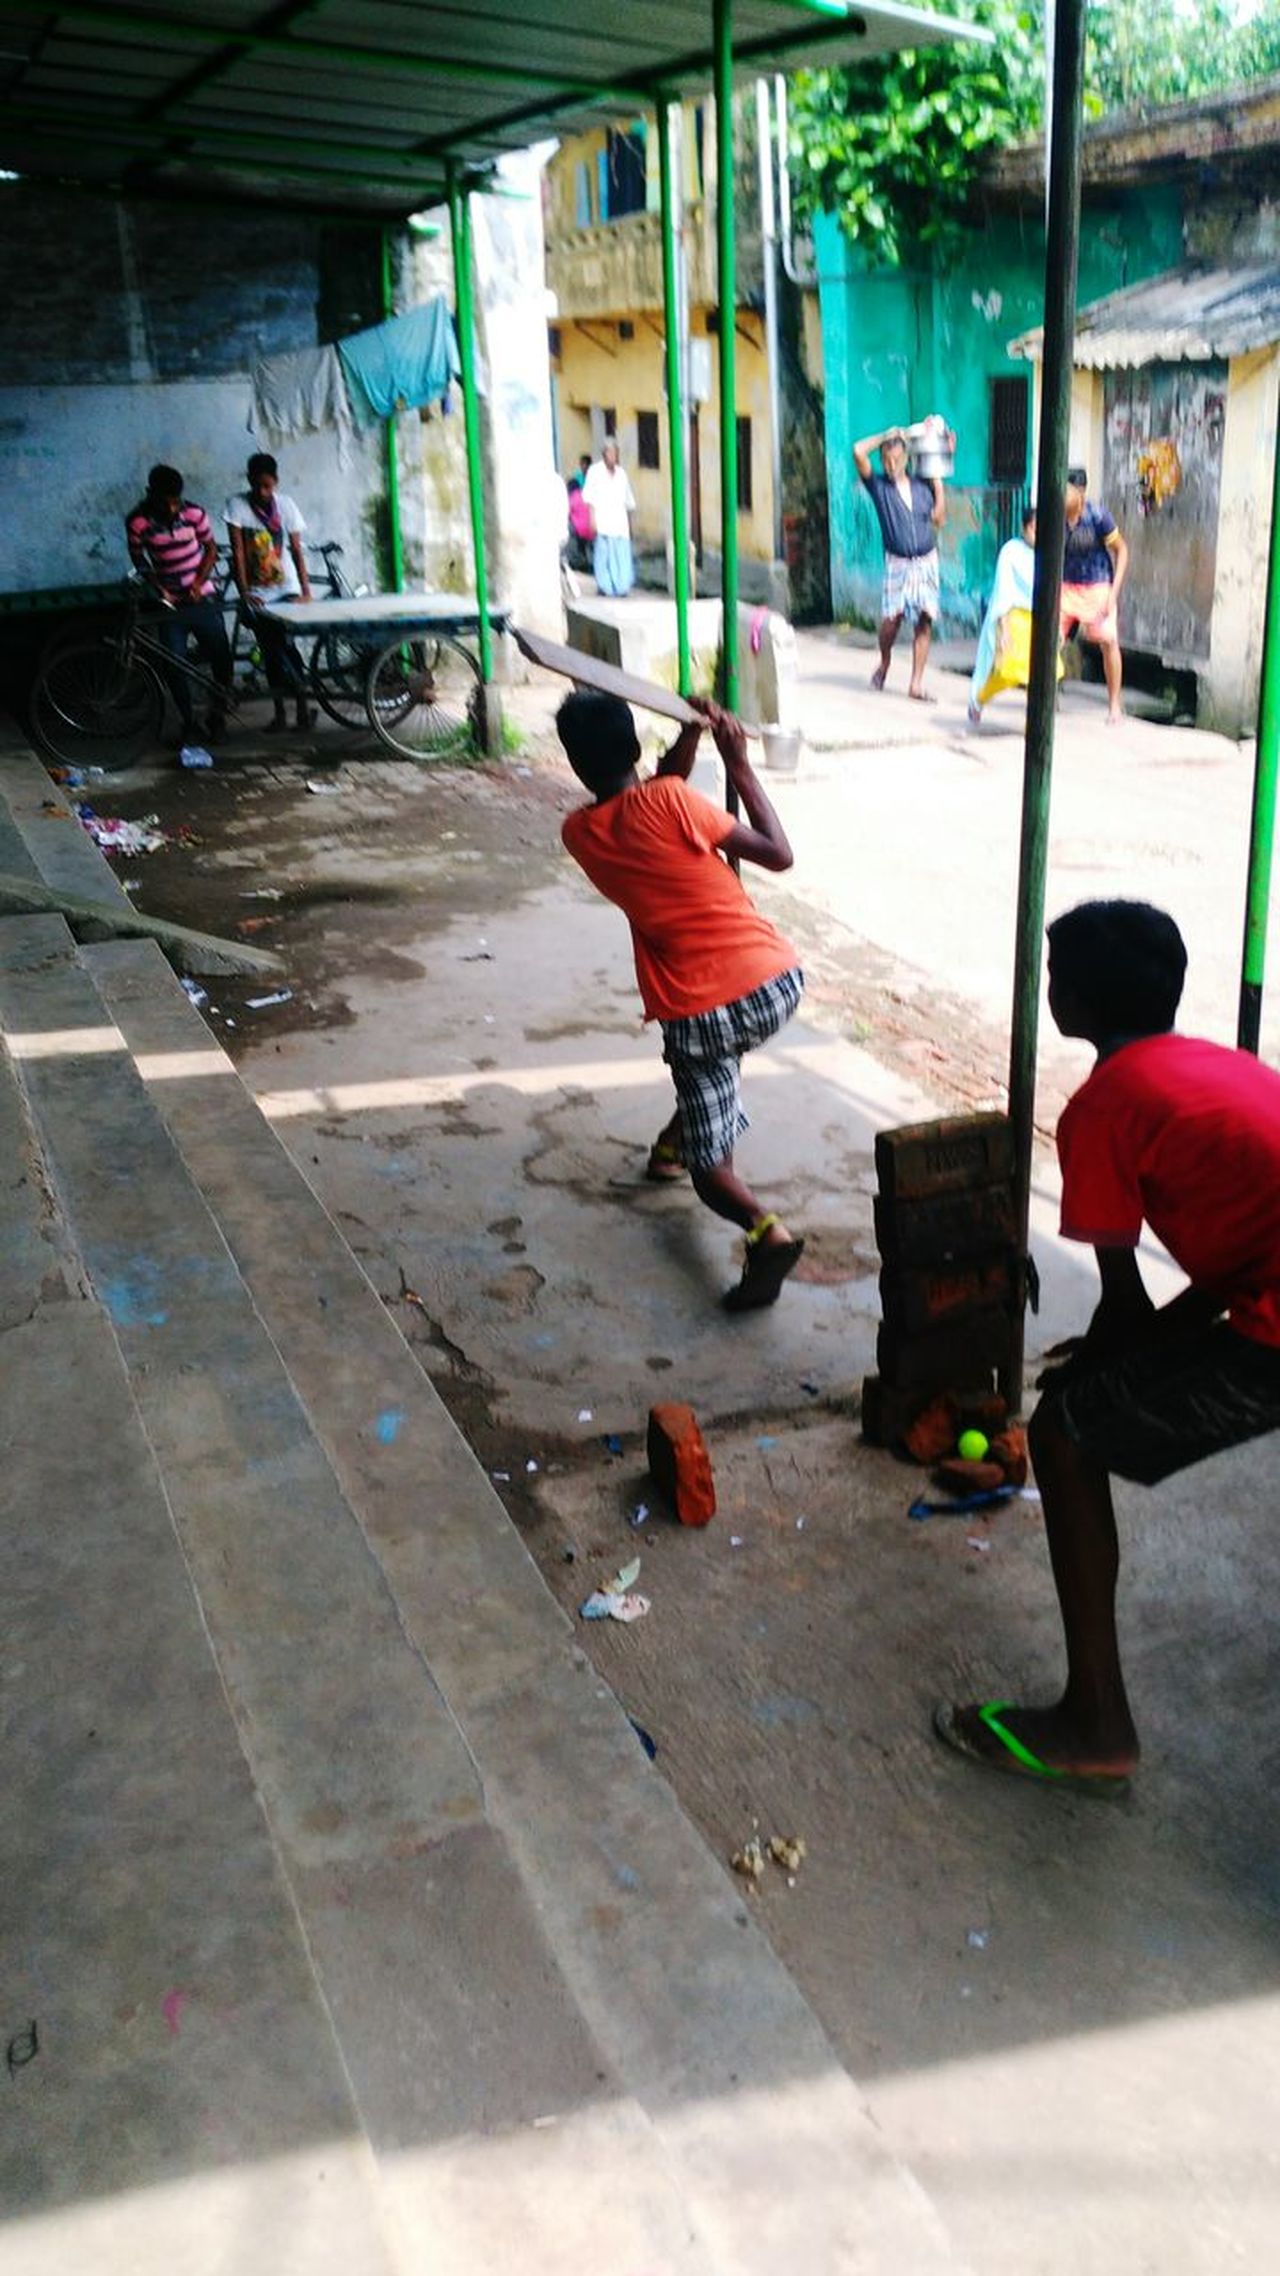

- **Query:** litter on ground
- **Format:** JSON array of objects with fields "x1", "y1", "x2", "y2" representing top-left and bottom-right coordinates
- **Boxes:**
[
  {"x1": 732, "y1": 1837, "x2": 766, "y2": 1883},
  {"x1": 768, "y1": 1834, "x2": 807, "y2": 1875},
  {"x1": 579, "y1": 1589, "x2": 650, "y2": 1623},
  {"x1": 246, "y1": 990, "x2": 293, "y2": 1010},
  {"x1": 75, "y1": 807, "x2": 168, "y2": 855}
]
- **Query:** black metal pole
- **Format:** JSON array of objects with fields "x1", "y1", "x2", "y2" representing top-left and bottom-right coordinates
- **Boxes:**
[{"x1": 1001, "y1": 0, "x2": 1087, "y2": 1411}]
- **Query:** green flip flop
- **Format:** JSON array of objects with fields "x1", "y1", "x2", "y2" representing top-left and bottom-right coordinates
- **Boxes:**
[{"x1": 932, "y1": 1700, "x2": 1132, "y2": 1798}]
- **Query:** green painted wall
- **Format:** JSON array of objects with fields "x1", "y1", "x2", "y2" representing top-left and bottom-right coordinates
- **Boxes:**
[{"x1": 817, "y1": 187, "x2": 1185, "y2": 630}]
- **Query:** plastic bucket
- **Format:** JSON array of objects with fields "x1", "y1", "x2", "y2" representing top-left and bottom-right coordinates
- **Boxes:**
[{"x1": 760, "y1": 725, "x2": 802, "y2": 775}]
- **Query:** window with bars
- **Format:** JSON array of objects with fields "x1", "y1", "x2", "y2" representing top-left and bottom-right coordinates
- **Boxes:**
[
  {"x1": 988, "y1": 375, "x2": 1030, "y2": 485},
  {"x1": 605, "y1": 126, "x2": 647, "y2": 219},
  {"x1": 636, "y1": 411, "x2": 660, "y2": 470}
]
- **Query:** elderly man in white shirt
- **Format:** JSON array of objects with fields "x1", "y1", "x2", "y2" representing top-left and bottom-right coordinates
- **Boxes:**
[{"x1": 582, "y1": 437, "x2": 637, "y2": 597}]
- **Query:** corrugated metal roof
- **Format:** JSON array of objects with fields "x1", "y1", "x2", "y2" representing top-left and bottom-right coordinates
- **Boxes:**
[
  {"x1": 0, "y1": 0, "x2": 985, "y2": 218},
  {"x1": 1009, "y1": 262, "x2": 1280, "y2": 368}
]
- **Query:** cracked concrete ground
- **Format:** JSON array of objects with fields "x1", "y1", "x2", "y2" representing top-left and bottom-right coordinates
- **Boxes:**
[{"x1": 58, "y1": 656, "x2": 1280, "y2": 2274}]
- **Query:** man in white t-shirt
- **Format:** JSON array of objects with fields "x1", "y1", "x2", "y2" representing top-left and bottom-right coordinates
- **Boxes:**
[
  {"x1": 225, "y1": 452, "x2": 314, "y2": 732},
  {"x1": 582, "y1": 437, "x2": 637, "y2": 597}
]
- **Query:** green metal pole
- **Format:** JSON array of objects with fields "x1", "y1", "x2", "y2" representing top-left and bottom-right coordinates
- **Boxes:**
[
  {"x1": 380, "y1": 228, "x2": 406, "y2": 594},
  {"x1": 1237, "y1": 408, "x2": 1280, "y2": 1052},
  {"x1": 1002, "y1": 0, "x2": 1086, "y2": 1411},
  {"x1": 447, "y1": 165, "x2": 494, "y2": 684},
  {"x1": 658, "y1": 95, "x2": 693, "y2": 697},
  {"x1": 713, "y1": 0, "x2": 740, "y2": 769}
]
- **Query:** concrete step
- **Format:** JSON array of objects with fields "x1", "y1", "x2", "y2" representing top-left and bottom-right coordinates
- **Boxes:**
[
  {"x1": 0, "y1": 943, "x2": 400, "y2": 2275},
  {"x1": 81, "y1": 930, "x2": 968, "y2": 2274},
  {"x1": 0, "y1": 749, "x2": 136, "y2": 910},
  {"x1": 0, "y1": 914, "x2": 718, "y2": 2275}
]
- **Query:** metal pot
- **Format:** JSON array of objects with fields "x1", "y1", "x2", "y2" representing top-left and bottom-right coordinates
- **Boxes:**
[
  {"x1": 759, "y1": 725, "x2": 802, "y2": 775},
  {"x1": 905, "y1": 418, "x2": 955, "y2": 481}
]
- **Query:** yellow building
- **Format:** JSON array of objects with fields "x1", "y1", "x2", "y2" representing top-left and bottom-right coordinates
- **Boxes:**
[{"x1": 545, "y1": 102, "x2": 785, "y2": 593}]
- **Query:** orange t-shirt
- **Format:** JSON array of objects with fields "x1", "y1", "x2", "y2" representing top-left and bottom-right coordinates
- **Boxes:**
[{"x1": 561, "y1": 775, "x2": 797, "y2": 1022}]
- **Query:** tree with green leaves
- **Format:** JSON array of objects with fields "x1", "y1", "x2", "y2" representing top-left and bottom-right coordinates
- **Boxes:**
[
  {"x1": 791, "y1": 0, "x2": 1280, "y2": 266},
  {"x1": 789, "y1": 1, "x2": 1041, "y2": 267}
]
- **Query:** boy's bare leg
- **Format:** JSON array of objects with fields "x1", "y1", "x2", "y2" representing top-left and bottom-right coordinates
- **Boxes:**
[
  {"x1": 690, "y1": 1152, "x2": 795, "y2": 1248},
  {"x1": 908, "y1": 613, "x2": 934, "y2": 700},
  {"x1": 871, "y1": 614, "x2": 901, "y2": 690},
  {"x1": 948, "y1": 1399, "x2": 1140, "y2": 1775},
  {"x1": 1100, "y1": 634, "x2": 1124, "y2": 723}
]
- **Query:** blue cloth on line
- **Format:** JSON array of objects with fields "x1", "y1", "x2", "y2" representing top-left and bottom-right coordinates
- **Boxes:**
[{"x1": 338, "y1": 299, "x2": 461, "y2": 427}]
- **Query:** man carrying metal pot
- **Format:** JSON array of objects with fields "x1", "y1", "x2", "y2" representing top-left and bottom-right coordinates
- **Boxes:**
[{"x1": 853, "y1": 426, "x2": 947, "y2": 702}]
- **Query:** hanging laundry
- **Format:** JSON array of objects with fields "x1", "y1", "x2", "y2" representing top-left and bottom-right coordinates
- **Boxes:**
[
  {"x1": 248, "y1": 343, "x2": 357, "y2": 469},
  {"x1": 337, "y1": 299, "x2": 461, "y2": 428}
]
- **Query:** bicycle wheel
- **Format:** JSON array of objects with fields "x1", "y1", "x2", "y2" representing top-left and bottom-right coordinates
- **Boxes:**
[
  {"x1": 364, "y1": 633, "x2": 480, "y2": 759},
  {"x1": 30, "y1": 640, "x2": 165, "y2": 769},
  {"x1": 310, "y1": 628, "x2": 387, "y2": 730}
]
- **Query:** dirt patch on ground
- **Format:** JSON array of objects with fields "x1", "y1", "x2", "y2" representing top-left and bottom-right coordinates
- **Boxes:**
[
  {"x1": 65, "y1": 737, "x2": 1043, "y2": 1119},
  {"x1": 76, "y1": 746, "x2": 575, "y2": 1048}
]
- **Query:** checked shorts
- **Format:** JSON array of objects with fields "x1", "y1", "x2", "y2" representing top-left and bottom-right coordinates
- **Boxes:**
[{"x1": 660, "y1": 966, "x2": 803, "y2": 1170}]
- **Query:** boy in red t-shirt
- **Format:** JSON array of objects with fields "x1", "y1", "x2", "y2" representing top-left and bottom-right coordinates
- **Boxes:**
[
  {"x1": 559, "y1": 691, "x2": 805, "y2": 1311},
  {"x1": 936, "y1": 899, "x2": 1280, "y2": 1791}
]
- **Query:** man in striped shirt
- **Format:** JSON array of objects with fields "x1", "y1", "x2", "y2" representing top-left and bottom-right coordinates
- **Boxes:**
[{"x1": 125, "y1": 464, "x2": 232, "y2": 750}]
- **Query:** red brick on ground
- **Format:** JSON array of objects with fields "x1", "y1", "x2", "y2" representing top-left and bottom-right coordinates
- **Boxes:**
[{"x1": 647, "y1": 1403, "x2": 717, "y2": 1527}]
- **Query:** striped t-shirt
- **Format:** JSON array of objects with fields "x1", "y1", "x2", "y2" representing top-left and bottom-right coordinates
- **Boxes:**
[{"x1": 125, "y1": 500, "x2": 214, "y2": 596}]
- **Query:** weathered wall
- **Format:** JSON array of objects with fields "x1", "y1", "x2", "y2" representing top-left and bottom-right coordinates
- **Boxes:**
[
  {"x1": 0, "y1": 173, "x2": 561, "y2": 651},
  {"x1": 816, "y1": 188, "x2": 1184, "y2": 630},
  {"x1": 1205, "y1": 346, "x2": 1279, "y2": 733},
  {"x1": 0, "y1": 376, "x2": 385, "y2": 597},
  {"x1": 402, "y1": 157, "x2": 562, "y2": 638},
  {"x1": 0, "y1": 187, "x2": 389, "y2": 599}
]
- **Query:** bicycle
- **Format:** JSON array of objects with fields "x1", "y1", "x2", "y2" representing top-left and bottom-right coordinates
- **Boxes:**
[
  {"x1": 30, "y1": 578, "x2": 238, "y2": 770},
  {"x1": 29, "y1": 545, "x2": 371, "y2": 769}
]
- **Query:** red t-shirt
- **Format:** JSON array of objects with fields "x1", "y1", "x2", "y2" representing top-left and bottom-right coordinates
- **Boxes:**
[
  {"x1": 561, "y1": 775, "x2": 797, "y2": 1022},
  {"x1": 1057, "y1": 1032, "x2": 1280, "y2": 1346}
]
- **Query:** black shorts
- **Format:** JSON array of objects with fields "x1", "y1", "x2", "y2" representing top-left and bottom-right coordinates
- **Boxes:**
[{"x1": 1050, "y1": 1322, "x2": 1280, "y2": 1487}]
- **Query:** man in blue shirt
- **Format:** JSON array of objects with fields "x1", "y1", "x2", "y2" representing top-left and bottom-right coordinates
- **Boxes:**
[
  {"x1": 853, "y1": 427, "x2": 946, "y2": 701},
  {"x1": 1061, "y1": 466, "x2": 1129, "y2": 725}
]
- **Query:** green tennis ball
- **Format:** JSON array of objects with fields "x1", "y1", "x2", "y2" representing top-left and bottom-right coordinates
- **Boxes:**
[{"x1": 957, "y1": 1428, "x2": 990, "y2": 1463}]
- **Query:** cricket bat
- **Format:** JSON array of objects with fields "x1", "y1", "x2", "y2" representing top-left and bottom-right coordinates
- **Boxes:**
[{"x1": 512, "y1": 624, "x2": 701, "y2": 725}]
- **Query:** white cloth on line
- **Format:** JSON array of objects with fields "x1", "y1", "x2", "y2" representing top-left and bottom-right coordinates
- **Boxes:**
[{"x1": 248, "y1": 345, "x2": 356, "y2": 469}]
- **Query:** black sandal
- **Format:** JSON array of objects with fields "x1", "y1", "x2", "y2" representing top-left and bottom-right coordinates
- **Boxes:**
[{"x1": 722, "y1": 1218, "x2": 805, "y2": 1312}]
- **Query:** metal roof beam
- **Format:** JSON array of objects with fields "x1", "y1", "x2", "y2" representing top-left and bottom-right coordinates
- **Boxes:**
[
  {"x1": 414, "y1": 11, "x2": 864, "y2": 157},
  {"x1": 3, "y1": 96, "x2": 453, "y2": 176},
  {"x1": 132, "y1": 0, "x2": 323, "y2": 123},
  {"x1": 3, "y1": 111, "x2": 448, "y2": 193},
  {"x1": 0, "y1": 0, "x2": 638, "y2": 98}
]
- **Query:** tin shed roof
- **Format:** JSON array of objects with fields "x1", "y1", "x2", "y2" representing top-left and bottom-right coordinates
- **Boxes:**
[
  {"x1": 1009, "y1": 262, "x2": 1280, "y2": 369},
  {"x1": 0, "y1": 0, "x2": 984, "y2": 218}
]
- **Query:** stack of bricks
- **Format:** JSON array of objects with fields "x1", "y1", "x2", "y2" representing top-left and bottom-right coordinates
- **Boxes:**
[{"x1": 862, "y1": 1111, "x2": 1018, "y2": 1448}]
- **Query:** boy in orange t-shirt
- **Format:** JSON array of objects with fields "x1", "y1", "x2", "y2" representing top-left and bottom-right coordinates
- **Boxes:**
[{"x1": 559, "y1": 692, "x2": 805, "y2": 1311}]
